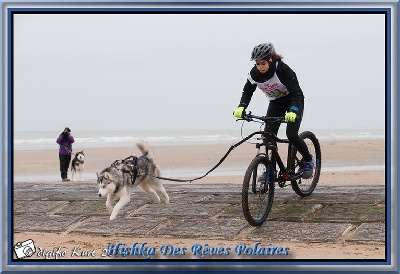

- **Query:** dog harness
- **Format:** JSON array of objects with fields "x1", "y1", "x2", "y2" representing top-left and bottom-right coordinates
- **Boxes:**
[
  {"x1": 108, "y1": 156, "x2": 139, "y2": 193},
  {"x1": 121, "y1": 156, "x2": 139, "y2": 185},
  {"x1": 74, "y1": 160, "x2": 83, "y2": 165}
]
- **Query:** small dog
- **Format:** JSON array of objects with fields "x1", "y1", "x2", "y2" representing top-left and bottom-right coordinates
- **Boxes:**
[
  {"x1": 71, "y1": 150, "x2": 85, "y2": 182},
  {"x1": 96, "y1": 140, "x2": 169, "y2": 220}
]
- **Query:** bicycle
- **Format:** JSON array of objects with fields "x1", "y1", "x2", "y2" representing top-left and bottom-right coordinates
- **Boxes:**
[{"x1": 238, "y1": 111, "x2": 322, "y2": 226}]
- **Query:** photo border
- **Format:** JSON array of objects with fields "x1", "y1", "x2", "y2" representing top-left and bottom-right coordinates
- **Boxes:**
[{"x1": 2, "y1": 1, "x2": 397, "y2": 273}]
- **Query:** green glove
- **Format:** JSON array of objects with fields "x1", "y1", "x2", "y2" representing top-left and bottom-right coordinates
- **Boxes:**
[
  {"x1": 285, "y1": 111, "x2": 297, "y2": 122},
  {"x1": 234, "y1": 107, "x2": 245, "y2": 118}
]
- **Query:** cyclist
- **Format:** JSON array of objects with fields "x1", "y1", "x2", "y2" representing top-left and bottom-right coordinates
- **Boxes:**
[{"x1": 233, "y1": 42, "x2": 314, "y2": 179}]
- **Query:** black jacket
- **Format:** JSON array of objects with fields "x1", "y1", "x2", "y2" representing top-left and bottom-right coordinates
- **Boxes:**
[{"x1": 238, "y1": 60, "x2": 304, "y2": 111}]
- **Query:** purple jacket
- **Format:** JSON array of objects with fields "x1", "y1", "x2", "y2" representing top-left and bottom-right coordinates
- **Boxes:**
[{"x1": 56, "y1": 134, "x2": 75, "y2": 155}]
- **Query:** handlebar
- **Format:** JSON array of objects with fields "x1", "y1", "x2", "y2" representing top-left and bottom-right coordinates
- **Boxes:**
[{"x1": 239, "y1": 111, "x2": 286, "y2": 123}]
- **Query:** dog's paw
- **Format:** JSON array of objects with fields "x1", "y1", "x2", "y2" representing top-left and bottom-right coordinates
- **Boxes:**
[{"x1": 110, "y1": 215, "x2": 117, "y2": 221}]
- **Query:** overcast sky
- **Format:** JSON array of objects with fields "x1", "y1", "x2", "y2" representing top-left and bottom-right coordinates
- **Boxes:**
[{"x1": 13, "y1": 12, "x2": 386, "y2": 132}]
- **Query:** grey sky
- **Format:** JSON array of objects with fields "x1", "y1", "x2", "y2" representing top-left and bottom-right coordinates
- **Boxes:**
[{"x1": 13, "y1": 13, "x2": 386, "y2": 132}]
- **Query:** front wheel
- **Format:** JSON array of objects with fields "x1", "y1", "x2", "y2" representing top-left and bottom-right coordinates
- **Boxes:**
[
  {"x1": 242, "y1": 155, "x2": 275, "y2": 226},
  {"x1": 289, "y1": 131, "x2": 321, "y2": 197}
]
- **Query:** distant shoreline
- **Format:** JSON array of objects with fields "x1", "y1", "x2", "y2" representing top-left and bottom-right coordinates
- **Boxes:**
[{"x1": 13, "y1": 128, "x2": 385, "y2": 151}]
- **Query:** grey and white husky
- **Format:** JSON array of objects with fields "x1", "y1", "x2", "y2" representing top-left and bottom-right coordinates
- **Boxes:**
[
  {"x1": 96, "y1": 140, "x2": 170, "y2": 220},
  {"x1": 71, "y1": 150, "x2": 85, "y2": 182}
]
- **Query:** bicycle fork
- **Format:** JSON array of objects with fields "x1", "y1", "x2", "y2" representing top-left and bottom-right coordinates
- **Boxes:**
[{"x1": 254, "y1": 143, "x2": 277, "y2": 187}]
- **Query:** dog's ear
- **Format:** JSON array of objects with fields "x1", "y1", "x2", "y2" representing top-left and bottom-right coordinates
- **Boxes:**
[{"x1": 103, "y1": 172, "x2": 114, "y2": 181}]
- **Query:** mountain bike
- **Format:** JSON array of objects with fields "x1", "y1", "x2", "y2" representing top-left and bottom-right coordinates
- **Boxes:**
[{"x1": 239, "y1": 111, "x2": 321, "y2": 226}]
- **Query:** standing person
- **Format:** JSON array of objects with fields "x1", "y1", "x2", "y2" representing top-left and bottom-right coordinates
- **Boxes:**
[
  {"x1": 233, "y1": 42, "x2": 314, "y2": 179},
  {"x1": 56, "y1": 127, "x2": 75, "y2": 182}
]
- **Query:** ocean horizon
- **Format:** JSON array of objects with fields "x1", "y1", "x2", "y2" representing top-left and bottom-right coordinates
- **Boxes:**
[{"x1": 12, "y1": 128, "x2": 385, "y2": 151}]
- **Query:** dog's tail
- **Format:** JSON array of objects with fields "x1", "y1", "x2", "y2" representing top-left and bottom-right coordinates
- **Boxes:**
[{"x1": 136, "y1": 139, "x2": 154, "y2": 159}]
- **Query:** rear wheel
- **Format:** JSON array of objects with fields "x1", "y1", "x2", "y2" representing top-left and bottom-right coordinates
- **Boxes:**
[
  {"x1": 242, "y1": 155, "x2": 275, "y2": 226},
  {"x1": 289, "y1": 131, "x2": 321, "y2": 197}
]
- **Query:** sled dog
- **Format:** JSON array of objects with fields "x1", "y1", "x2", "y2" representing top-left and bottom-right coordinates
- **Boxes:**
[
  {"x1": 96, "y1": 140, "x2": 169, "y2": 220},
  {"x1": 71, "y1": 150, "x2": 85, "y2": 182}
]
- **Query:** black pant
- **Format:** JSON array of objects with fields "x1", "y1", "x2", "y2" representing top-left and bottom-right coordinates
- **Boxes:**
[
  {"x1": 59, "y1": 154, "x2": 71, "y2": 179},
  {"x1": 266, "y1": 97, "x2": 312, "y2": 162}
]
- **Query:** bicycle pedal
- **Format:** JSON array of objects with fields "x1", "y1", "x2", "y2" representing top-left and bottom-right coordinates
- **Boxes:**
[
  {"x1": 278, "y1": 171, "x2": 289, "y2": 181},
  {"x1": 278, "y1": 181, "x2": 287, "y2": 188}
]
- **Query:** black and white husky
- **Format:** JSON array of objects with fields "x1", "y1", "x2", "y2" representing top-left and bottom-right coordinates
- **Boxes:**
[
  {"x1": 71, "y1": 150, "x2": 85, "y2": 182},
  {"x1": 96, "y1": 140, "x2": 170, "y2": 220}
]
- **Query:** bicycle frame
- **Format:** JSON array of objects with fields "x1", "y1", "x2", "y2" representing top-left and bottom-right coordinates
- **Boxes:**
[
  {"x1": 257, "y1": 130, "x2": 303, "y2": 184},
  {"x1": 240, "y1": 113, "x2": 303, "y2": 184}
]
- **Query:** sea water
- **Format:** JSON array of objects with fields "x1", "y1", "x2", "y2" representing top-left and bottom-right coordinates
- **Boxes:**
[{"x1": 12, "y1": 128, "x2": 385, "y2": 151}]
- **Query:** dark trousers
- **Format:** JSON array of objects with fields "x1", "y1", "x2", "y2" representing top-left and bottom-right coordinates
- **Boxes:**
[
  {"x1": 266, "y1": 97, "x2": 312, "y2": 162},
  {"x1": 59, "y1": 154, "x2": 71, "y2": 179}
]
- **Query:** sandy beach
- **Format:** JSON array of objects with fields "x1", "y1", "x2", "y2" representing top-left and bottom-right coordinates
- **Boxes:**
[
  {"x1": 13, "y1": 139, "x2": 385, "y2": 185},
  {"x1": 12, "y1": 139, "x2": 387, "y2": 262}
]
